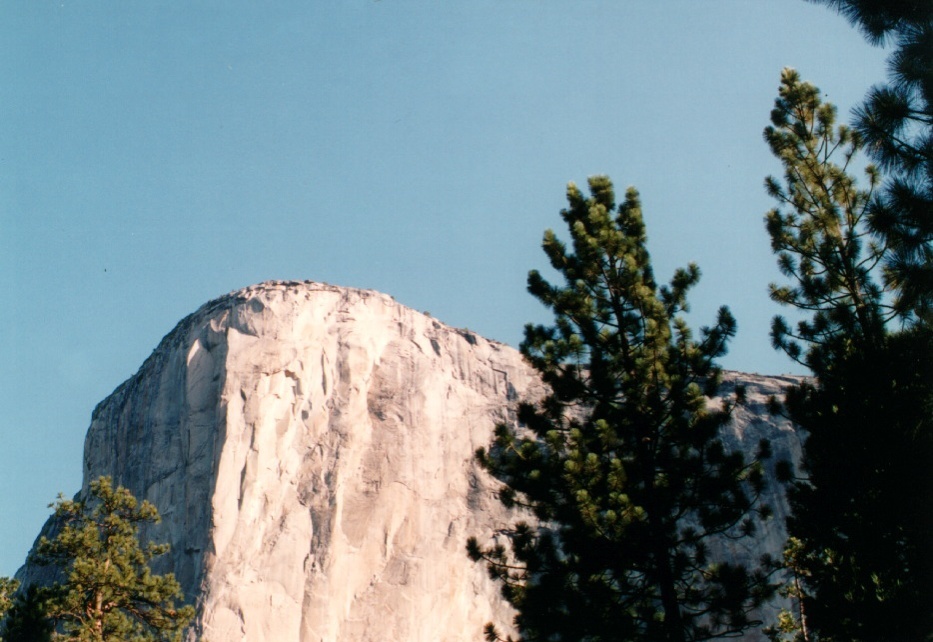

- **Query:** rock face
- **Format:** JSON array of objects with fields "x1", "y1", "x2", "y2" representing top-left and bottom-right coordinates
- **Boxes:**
[{"x1": 19, "y1": 281, "x2": 804, "y2": 641}]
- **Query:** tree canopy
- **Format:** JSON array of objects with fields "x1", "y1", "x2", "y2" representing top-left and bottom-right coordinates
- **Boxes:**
[
  {"x1": 808, "y1": 0, "x2": 933, "y2": 322},
  {"x1": 763, "y1": 68, "x2": 933, "y2": 642},
  {"x1": 0, "y1": 578, "x2": 16, "y2": 626},
  {"x1": 31, "y1": 476, "x2": 194, "y2": 642},
  {"x1": 468, "y1": 176, "x2": 774, "y2": 642},
  {"x1": 1, "y1": 586, "x2": 53, "y2": 642}
]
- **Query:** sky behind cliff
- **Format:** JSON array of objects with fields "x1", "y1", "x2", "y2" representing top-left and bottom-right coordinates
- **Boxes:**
[{"x1": 1, "y1": 1, "x2": 887, "y2": 576}]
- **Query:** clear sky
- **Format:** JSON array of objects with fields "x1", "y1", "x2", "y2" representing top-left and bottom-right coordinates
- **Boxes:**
[{"x1": 1, "y1": 1, "x2": 887, "y2": 576}]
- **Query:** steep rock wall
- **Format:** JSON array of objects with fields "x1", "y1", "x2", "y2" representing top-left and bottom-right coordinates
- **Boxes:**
[{"x1": 20, "y1": 281, "x2": 804, "y2": 641}]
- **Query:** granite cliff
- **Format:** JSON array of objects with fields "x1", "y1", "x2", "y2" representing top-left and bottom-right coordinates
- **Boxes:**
[{"x1": 18, "y1": 281, "x2": 804, "y2": 641}]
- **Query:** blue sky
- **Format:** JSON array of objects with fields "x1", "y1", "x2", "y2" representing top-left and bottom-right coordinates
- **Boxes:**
[{"x1": 1, "y1": 1, "x2": 887, "y2": 576}]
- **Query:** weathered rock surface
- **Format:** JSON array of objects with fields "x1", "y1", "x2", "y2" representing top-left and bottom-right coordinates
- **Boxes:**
[{"x1": 19, "y1": 281, "x2": 804, "y2": 641}]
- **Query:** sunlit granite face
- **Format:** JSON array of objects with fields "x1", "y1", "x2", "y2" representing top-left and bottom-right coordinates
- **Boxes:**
[{"x1": 19, "y1": 281, "x2": 803, "y2": 642}]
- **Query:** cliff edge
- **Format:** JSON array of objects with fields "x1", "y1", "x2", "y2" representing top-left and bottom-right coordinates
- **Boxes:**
[{"x1": 18, "y1": 281, "x2": 803, "y2": 641}]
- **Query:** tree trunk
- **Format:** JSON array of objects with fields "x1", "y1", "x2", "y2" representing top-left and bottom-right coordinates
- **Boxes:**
[{"x1": 652, "y1": 534, "x2": 686, "y2": 642}]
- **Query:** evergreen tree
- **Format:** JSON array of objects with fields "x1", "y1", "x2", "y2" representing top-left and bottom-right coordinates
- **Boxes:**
[
  {"x1": 764, "y1": 68, "x2": 889, "y2": 372},
  {"x1": 32, "y1": 476, "x2": 195, "y2": 642},
  {"x1": 763, "y1": 69, "x2": 933, "y2": 641},
  {"x1": 468, "y1": 176, "x2": 775, "y2": 642},
  {"x1": 762, "y1": 538, "x2": 811, "y2": 642},
  {"x1": 807, "y1": 0, "x2": 933, "y2": 322},
  {"x1": 0, "y1": 577, "x2": 16, "y2": 627},
  {"x1": 1, "y1": 586, "x2": 53, "y2": 642},
  {"x1": 0, "y1": 577, "x2": 20, "y2": 642}
]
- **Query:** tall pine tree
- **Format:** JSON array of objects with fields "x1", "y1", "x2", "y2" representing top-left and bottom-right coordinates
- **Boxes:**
[
  {"x1": 763, "y1": 69, "x2": 933, "y2": 641},
  {"x1": 32, "y1": 476, "x2": 195, "y2": 642},
  {"x1": 807, "y1": 0, "x2": 933, "y2": 322},
  {"x1": 764, "y1": 68, "x2": 889, "y2": 372},
  {"x1": 468, "y1": 176, "x2": 774, "y2": 642}
]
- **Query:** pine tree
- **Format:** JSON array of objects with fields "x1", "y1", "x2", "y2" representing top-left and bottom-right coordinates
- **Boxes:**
[
  {"x1": 762, "y1": 538, "x2": 811, "y2": 642},
  {"x1": 763, "y1": 68, "x2": 889, "y2": 372},
  {"x1": 0, "y1": 577, "x2": 16, "y2": 627},
  {"x1": 1, "y1": 586, "x2": 53, "y2": 642},
  {"x1": 807, "y1": 0, "x2": 933, "y2": 322},
  {"x1": 763, "y1": 69, "x2": 933, "y2": 641},
  {"x1": 468, "y1": 176, "x2": 775, "y2": 642},
  {"x1": 32, "y1": 476, "x2": 195, "y2": 642},
  {"x1": 0, "y1": 577, "x2": 21, "y2": 642}
]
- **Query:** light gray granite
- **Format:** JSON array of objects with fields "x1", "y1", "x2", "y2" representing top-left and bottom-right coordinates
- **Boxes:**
[{"x1": 19, "y1": 281, "x2": 804, "y2": 641}]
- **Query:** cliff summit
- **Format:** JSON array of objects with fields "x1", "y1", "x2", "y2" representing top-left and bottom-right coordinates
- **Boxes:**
[{"x1": 19, "y1": 281, "x2": 803, "y2": 641}]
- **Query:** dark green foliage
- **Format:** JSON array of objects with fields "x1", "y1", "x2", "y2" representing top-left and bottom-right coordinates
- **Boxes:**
[
  {"x1": 764, "y1": 69, "x2": 933, "y2": 641},
  {"x1": 782, "y1": 329, "x2": 933, "y2": 641},
  {"x1": 764, "y1": 68, "x2": 889, "y2": 372},
  {"x1": 808, "y1": 0, "x2": 933, "y2": 322},
  {"x1": 468, "y1": 177, "x2": 774, "y2": 641},
  {"x1": 1, "y1": 586, "x2": 53, "y2": 642},
  {"x1": 32, "y1": 476, "x2": 195, "y2": 642},
  {"x1": 806, "y1": 0, "x2": 932, "y2": 44}
]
